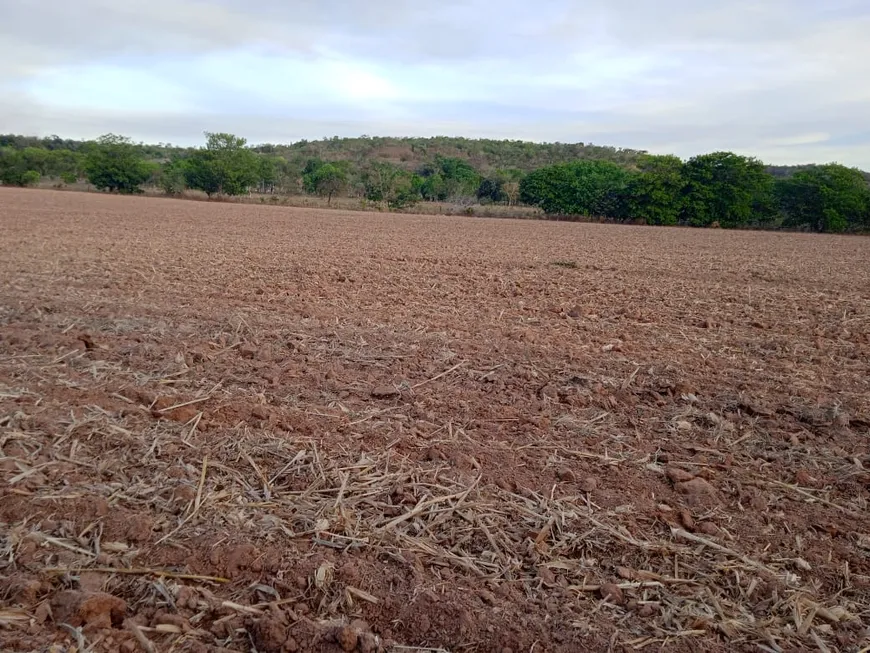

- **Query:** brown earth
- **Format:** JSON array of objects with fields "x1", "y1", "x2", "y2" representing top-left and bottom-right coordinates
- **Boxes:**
[{"x1": 1, "y1": 187, "x2": 869, "y2": 653}]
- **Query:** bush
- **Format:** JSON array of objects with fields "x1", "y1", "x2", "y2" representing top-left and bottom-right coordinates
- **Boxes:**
[
  {"x1": 21, "y1": 170, "x2": 40, "y2": 186},
  {"x1": 60, "y1": 172, "x2": 78, "y2": 185}
]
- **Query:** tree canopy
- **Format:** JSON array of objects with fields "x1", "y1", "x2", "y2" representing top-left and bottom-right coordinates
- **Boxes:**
[
  {"x1": 83, "y1": 134, "x2": 154, "y2": 194},
  {"x1": 184, "y1": 132, "x2": 260, "y2": 197},
  {"x1": 624, "y1": 154, "x2": 686, "y2": 226},
  {"x1": 519, "y1": 160, "x2": 633, "y2": 217},
  {"x1": 775, "y1": 164, "x2": 870, "y2": 232},
  {"x1": 681, "y1": 152, "x2": 775, "y2": 228}
]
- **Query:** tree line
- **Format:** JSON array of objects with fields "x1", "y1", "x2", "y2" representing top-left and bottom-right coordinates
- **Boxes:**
[
  {"x1": 1, "y1": 132, "x2": 868, "y2": 233},
  {"x1": 519, "y1": 154, "x2": 869, "y2": 232}
]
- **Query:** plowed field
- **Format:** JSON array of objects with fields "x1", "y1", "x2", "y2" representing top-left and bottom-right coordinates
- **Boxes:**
[{"x1": 1, "y1": 188, "x2": 869, "y2": 652}]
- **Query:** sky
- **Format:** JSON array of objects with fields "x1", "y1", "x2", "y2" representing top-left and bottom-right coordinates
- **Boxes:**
[{"x1": 1, "y1": 0, "x2": 869, "y2": 167}]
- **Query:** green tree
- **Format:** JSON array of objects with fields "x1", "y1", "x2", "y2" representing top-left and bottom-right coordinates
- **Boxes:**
[
  {"x1": 19, "y1": 147, "x2": 50, "y2": 176},
  {"x1": 775, "y1": 164, "x2": 870, "y2": 232},
  {"x1": 60, "y1": 172, "x2": 78, "y2": 185},
  {"x1": 185, "y1": 132, "x2": 259, "y2": 197},
  {"x1": 519, "y1": 160, "x2": 633, "y2": 217},
  {"x1": 0, "y1": 148, "x2": 23, "y2": 185},
  {"x1": 437, "y1": 156, "x2": 480, "y2": 200},
  {"x1": 477, "y1": 177, "x2": 507, "y2": 204},
  {"x1": 83, "y1": 134, "x2": 152, "y2": 194},
  {"x1": 301, "y1": 158, "x2": 325, "y2": 194},
  {"x1": 417, "y1": 156, "x2": 480, "y2": 201},
  {"x1": 362, "y1": 162, "x2": 402, "y2": 202},
  {"x1": 158, "y1": 160, "x2": 188, "y2": 196},
  {"x1": 681, "y1": 152, "x2": 775, "y2": 227},
  {"x1": 0, "y1": 149, "x2": 48, "y2": 187},
  {"x1": 419, "y1": 171, "x2": 446, "y2": 201},
  {"x1": 274, "y1": 158, "x2": 303, "y2": 194},
  {"x1": 257, "y1": 156, "x2": 279, "y2": 193},
  {"x1": 309, "y1": 164, "x2": 347, "y2": 204},
  {"x1": 624, "y1": 154, "x2": 686, "y2": 225},
  {"x1": 361, "y1": 162, "x2": 420, "y2": 209},
  {"x1": 47, "y1": 150, "x2": 85, "y2": 179}
]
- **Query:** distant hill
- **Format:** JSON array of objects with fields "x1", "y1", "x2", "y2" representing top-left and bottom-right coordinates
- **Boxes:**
[
  {"x1": 249, "y1": 136, "x2": 647, "y2": 173},
  {"x1": 2, "y1": 133, "x2": 867, "y2": 180}
]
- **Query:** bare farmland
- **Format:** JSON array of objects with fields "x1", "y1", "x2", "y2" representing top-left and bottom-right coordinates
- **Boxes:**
[{"x1": 1, "y1": 188, "x2": 869, "y2": 652}]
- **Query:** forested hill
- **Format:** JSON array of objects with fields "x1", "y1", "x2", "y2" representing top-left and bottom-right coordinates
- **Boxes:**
[
  {"x1": 4, "y1": 133, "x2": 862, "y2": 179},
  {"x1": 249, "y1": 136, "x2": 645, "y2": 173}
]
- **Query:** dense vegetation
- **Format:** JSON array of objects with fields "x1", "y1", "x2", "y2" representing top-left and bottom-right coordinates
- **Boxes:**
[{"x1": 1, "y1": 132, "x2": 868, "y2": 232}]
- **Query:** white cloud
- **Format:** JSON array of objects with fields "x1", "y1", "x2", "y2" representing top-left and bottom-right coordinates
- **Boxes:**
[{"x1": 0, "y1": 0, "x2": 868, "y2": 167}]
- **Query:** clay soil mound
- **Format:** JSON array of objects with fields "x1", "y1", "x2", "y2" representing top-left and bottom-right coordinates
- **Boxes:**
[{"x1": 1, "y1": 188, "x2": 869, "y2": 652}]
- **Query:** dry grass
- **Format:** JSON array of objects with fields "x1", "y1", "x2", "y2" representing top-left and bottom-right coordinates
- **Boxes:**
[{"x1": 37, "y1": 181, "x2": 545, "y2": 220}]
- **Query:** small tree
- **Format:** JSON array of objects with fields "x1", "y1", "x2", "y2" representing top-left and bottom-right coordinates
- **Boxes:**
[
  {"x1": 363, "y1": 162, "x2": 401, "y2": 203},
  {"x1": 309, "y1": 164, "x2": 347, "y2": 204},
  {"x1": 257, "y1": 156, "x2": 279, "y2": 193},
  {"x1": 477, "y1": 177, "x2": 507, "y2": 204},
  {"x1": 185, "y1": 132, "x2": 259, "y2": 197},
  {"x1": 84, "y1": 134, "x2": 152, "y2": 194}
]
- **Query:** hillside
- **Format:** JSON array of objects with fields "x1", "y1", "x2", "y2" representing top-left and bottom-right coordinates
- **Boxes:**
[
  {"x1": 250, "y1": 136, "x2": 646, "y2": 173},
  {"x1": 3, "y1": 133, "x2": 866, "y2": 180}
]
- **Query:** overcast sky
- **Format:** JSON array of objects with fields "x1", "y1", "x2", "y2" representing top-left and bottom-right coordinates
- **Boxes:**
[{"x1": 1, "y1": 0, "x2": 868, "y2": 167}]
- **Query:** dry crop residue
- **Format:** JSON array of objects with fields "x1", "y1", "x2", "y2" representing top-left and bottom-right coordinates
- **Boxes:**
[{"x1": 1, "y1": 187, "x2": 869, "y2": 652}]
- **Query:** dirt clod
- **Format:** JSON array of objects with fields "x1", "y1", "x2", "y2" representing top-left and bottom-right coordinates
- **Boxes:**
[
  {"x1": 251, "y1": 405, "x2": 271, "y2": 420},
  {"x1": 667, "y1": 466, "x2": 696, "y2": 483},
  {"x1": 50, "y1": 591, "x2": 126, "y2": 631},
  {"x1": 335, "y1": 624, "x2": 359, "y2": 652},
  {"x1": 239, "y1": 343, "x2": 258, "y2": 359},
  {"x1": 370, "y1": 385, "x2": 400, "y2": 399},
  {"x1": 599, "y1": 583, "x2": 625, "y2": 605},
  {"x1": 556, "y1": 467, "x2": 575, "y2": 482},
  {"x1": 579, "y1": 476, "x2": 598, "y2": 493},
  {"x1": 675, "y1": 477, "x2": 718, "y2": 498}
]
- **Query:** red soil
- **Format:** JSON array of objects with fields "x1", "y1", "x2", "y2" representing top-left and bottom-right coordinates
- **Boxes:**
[{"x1": 1, "y1": 188, "x2": 868, "y2": 652}]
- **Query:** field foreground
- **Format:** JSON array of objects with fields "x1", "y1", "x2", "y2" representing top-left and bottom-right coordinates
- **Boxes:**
[{"x1": 1, "y1": 188, "x2": 869, "y2": 652}]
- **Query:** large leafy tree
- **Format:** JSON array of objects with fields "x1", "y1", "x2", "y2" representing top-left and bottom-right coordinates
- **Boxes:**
[
  {"x1": 681, "y1": 152, "x2": 775, "y2": 227},
  {"x1": 83, "y1": 134, "x2": 153, "y2": 194},
  {"x1": 775, "y1": 164, "x2": 870, "y2": 232},
  {"x1": 185, "y1": 132, "x2": 259, "y2": 197},
  {"x1": 624, "y1": 154, "x2": 686, "y2": 225},
  {"x1": 519, "y1": 160, "x2": 633, "y2": 217}
]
